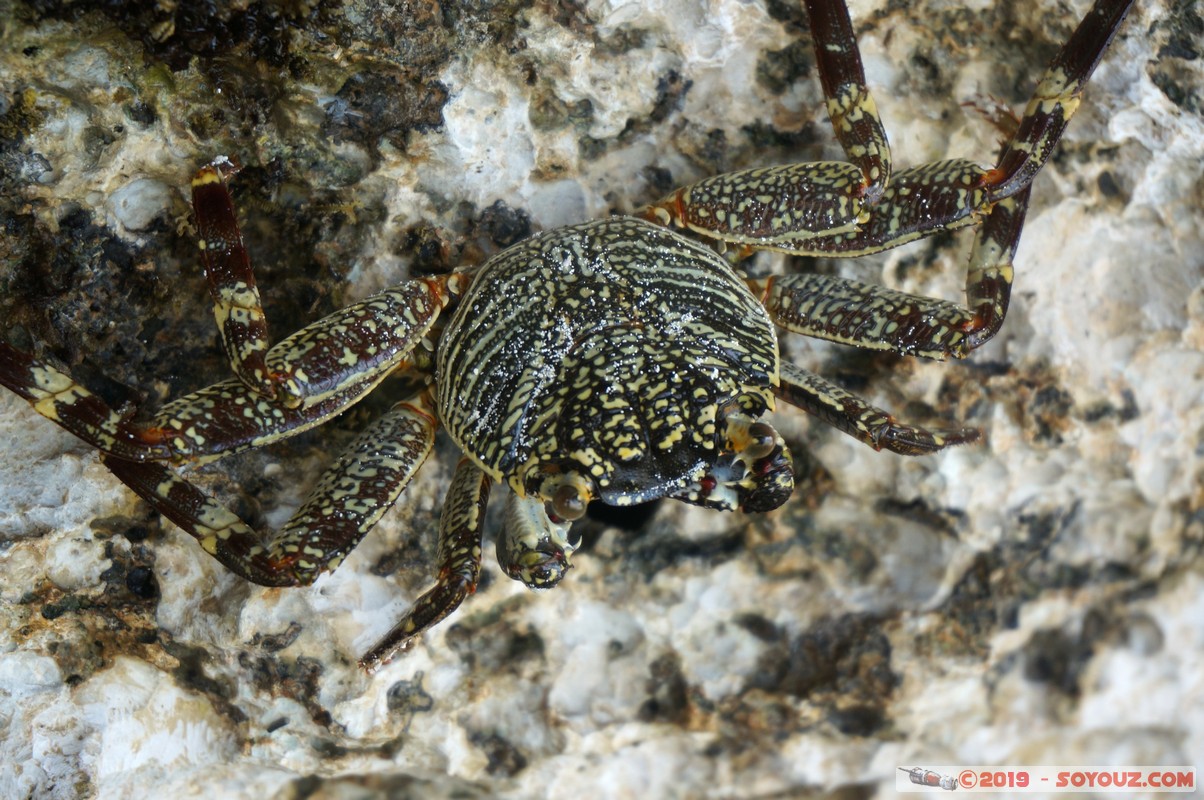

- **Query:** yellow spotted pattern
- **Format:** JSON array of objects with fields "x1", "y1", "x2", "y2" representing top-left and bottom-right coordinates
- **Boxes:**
[{"x1": 436, "y1": 217, "x2": 779, "y2": 504}]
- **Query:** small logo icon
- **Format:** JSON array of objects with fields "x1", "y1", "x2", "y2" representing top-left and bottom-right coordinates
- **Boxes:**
[{"x1": 899, "y1": 767, "x2": 960, "y2": 791}]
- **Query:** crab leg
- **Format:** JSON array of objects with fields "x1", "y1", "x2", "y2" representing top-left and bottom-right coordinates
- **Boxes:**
[
  {"x1": 2, "y1": 158, "x2": 456, "y2": 465},
  {"x1": 0, "y1": 343, "x2": 173, "y2": 462},
  {"x1": 0, "y1": 160, "x2": 473, "y2": 656},
  {"x1": 984, "y1": 0, "x2": 1135, "y2": 202},
  {"x1": 193, "y1": 159, "x2": 467, "y2": 411},
  {"x1": 804, "y1": 0, "x2": 891, "y2": 202},
  {"x1": 129, "y1": 274, "x2": 454, "y2": 466},
  {"x1": 776, "y1": 362, "x2": 979, "y2": 455},
  {"x1": 640, "y1": 0, "x2": 898, "y2": 248},
  {"x1": 142, "y1": 373, "x2": 392, "y2": 464},
  {"x1": 650, "y1": 0, "x2": 1130, "y2": 256},
  {"x1": 727, "y1": 0, "x2": 1133, "y2": 361},
  {"x1": 192, "y1": 158, "x2": 278, "y2": 399},
  {"x1": 85, "y1": 387, "x2": 437, "y2": 585},
  {"x1": 0, "y1": 356, "x2": 440, "y2": 587},
  {"x1": 9, "y1": 162, "x2": 457, "y2": 467},
  {"x1": 645, "y1": 0, "x2": 1130, "y2": 283},
  {"x1": 360, "y1": 458, "x2": 492, "y2": 672},
  {"x1": 0, "y1": 274, "x2": 446, "y2": 464},
  {"x1": 747, "y1": 185, "x2": 1029, "y2": 360}
]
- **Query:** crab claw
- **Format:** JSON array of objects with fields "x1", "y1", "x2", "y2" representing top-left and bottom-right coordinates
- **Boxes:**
[
  {"x1": 497, "y1": 491, "x2": 582, "y2": 589},
  {"x1": 674, "y1": 414, "x2": 795, "y2": 513},
  {"x1": 737, "y1": 436, "x2": 794, "y2": 513}
]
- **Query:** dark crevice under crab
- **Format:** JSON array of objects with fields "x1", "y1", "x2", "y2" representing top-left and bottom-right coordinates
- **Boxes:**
[{"x1": 0, "y1": 0, "x2": 1134, "y2": 670}]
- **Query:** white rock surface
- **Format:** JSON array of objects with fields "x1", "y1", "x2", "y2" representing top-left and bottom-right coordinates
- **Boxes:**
[{"x1": 0, "y1": 0, "x2": 1200, "y2": 797}]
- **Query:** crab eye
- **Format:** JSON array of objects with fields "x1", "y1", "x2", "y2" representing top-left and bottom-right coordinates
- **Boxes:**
[
  {"x1": 746, "y1": 422, "x2": 777, "y2": 460},
  {"x1": 548, "y1": 483, "x2": 587, "y2": 521}
]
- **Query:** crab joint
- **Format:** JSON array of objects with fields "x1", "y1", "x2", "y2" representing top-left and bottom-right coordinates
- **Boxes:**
[
  {"x1": 543, "y1": 473, "x2": 593, "y2": 522},
  {"x1": 725, "y1": 414, "x2": 783, "y2": 463}
]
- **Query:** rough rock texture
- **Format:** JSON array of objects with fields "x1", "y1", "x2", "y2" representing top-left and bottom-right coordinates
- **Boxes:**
[{"x1": 0, "y1": 0, "x2": 1200, "y2": 797}]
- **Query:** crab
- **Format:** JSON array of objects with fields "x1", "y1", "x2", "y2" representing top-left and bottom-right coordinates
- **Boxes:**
[{"x1": 0, "y1": 0, "x2": 1133, "y2": 671}]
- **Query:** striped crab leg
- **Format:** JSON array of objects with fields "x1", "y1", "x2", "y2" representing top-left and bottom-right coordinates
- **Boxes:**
[
  {"x1": 128, "y1": 161, "x2": 461, "y2": 463},
  {"x1": 804, "y1": 0, "x2": 891, "y2": 204},
  {"x1": 192, "y1": 157, "x2": 280, "y2": 400},
  {"x1": 647, "y1": 0, "x2": 1131, "y2": 260},
  {"x1": 0, "y1": 341, "x2": 441, "y2": 585},
  {"x1": 639, "y1": 0, "x2": 894, "y2": 252},
  {"x1": 745, "y1": 183, "x2": 1031, "y2": 362},
  {"x1": 982, "y1": 0, "x2": 1136, "y2": 202},
  {"x1": 191, "y1": 159, "x2": 472, "y2": 414},
  {"x1": 749, "y1": 0, "x2": 1133, "y2": 360},
  {"x1": 135, "y1": 271, "x2": 451, "y2": 464},
  {"x1": 0, "y1": 344, "x2": 173, "y2": 462},
  {"x1": 362, "y1": 469, "x2": 585, "y2": 670},
  {"x1": 0, "y1": 260, "x2": 453, "y2": 468},
  {"x1": 360, "y1": 458, "x2": 492, "y2": 672},
  {"x1": 0, "y1": 165, "x2": 464, "y2": 585},
  {"x1": 105, "y1": 392, "x2": 439, "y2": 586},
  {"x1": 733, "y1": 0, "x2": 1127, "y2": 364},
  {"x1": 775, "y1": 363, "x2": 980, "y2": 455}
]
